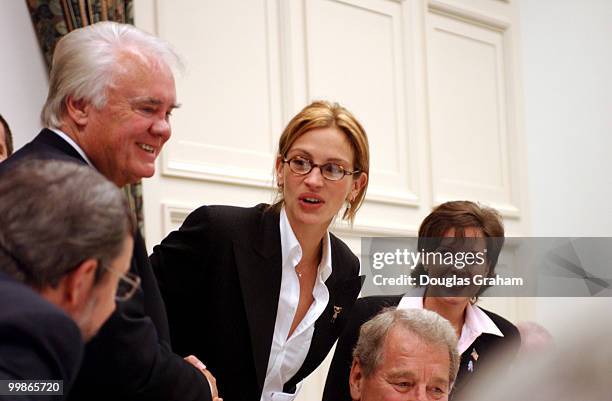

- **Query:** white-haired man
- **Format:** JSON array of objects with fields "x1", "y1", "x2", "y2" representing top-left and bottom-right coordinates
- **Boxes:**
[
  {"x1": 0, "y1": 22, "x2": 217, "y2": 401},
  {"x1": 349, "y1": 308, "x2": 460, "y2": 401}
]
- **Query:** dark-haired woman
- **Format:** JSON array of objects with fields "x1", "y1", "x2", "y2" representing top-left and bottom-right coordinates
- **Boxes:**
[{"x1": 323, "y1": 201, "x2": 520, "y2": 401}]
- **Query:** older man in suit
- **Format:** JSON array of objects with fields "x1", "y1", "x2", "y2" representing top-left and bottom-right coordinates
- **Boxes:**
[
  {"x1": 0, "y1": 22, "x2": 217, "y2": 401},
  {"x1": 348, "y1": 308, "x2": 459, "y2": 401},
  {"x1": 0, "y1": 160, "x2": 136, "y2": 400}
]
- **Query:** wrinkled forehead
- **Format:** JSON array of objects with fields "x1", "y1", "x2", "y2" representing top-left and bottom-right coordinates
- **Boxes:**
[{"x1": 381, "y1": 328, "x2": 450, "y2": 383}]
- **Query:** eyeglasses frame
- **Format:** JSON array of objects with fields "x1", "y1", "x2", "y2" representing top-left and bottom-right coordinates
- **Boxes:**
[
  {"x1": 99, "y1": 262, "x2": 141, "y2": 302},
  {"x1": 281, "y1": 156, "x2": 360, "y2": 181}
]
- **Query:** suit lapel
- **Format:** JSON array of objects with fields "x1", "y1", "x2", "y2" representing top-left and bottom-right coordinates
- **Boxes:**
[
  {"x1": 453, "y1": 336, "x2": 490, "y2": 397},
  {"x1": 33, "y1": 129, "x2": 89, "y2": 164},
  {"x1": 233, "y1": 207, "x2": 282, "y2": 392},
  {"x1": 1, "y1": 129, "x2": 88, "y2": 175}
]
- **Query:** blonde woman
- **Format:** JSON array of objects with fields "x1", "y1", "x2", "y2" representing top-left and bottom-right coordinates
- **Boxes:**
[{"x1": 151, "y1": 101, "x2": 369, "y2": 401}]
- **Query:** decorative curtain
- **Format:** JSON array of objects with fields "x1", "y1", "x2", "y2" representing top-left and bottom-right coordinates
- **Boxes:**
[{"x1": 26, "y1": 0, "x2": 145, "y2": 238}]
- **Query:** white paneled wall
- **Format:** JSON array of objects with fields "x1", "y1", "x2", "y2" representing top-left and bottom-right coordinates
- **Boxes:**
[
  {"x1": 136, "y1": 0, "x2": 529, "y2": 244},
  {"x1": 0, "y1": 2, "x2": 48, "y2": 150},
  {"x1": 305, "y1": 0, "x2": 421, "y2": 209},
  {"x1": 158, "y1": 0, "x2": 284, "y2": 188},
  {"x1": 134, "y1": 1, "x2": 529, "y2": 399},
  {"x1": 427, "y1": 6, "x2": 518, "y2": 216}
]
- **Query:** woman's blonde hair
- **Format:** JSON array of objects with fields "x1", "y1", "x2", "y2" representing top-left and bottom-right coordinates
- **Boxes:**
[{"x1": 271, "y1": 100, "x2": 369, "y2": 223}]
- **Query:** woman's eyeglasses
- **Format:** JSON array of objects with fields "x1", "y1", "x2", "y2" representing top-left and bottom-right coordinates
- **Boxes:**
[{"x1": 282, "y1": 156, "x2": 360, "y2": 181}]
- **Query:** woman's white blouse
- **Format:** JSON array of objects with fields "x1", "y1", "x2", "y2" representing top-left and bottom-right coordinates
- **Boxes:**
[
  {"x1": 398, "y1": 292, "x2": 504, "y2": 354},
  {"x1": 261, "y1": 208, "x2": 332, "y2": 401}
]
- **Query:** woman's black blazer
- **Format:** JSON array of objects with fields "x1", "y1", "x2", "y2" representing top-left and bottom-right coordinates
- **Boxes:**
[
  {"x1": 151, "y1": 204, "x2": 364, "y2": 401},
  {"x1": 322, "y1": 295, "x2": 520, "y2": 401}
]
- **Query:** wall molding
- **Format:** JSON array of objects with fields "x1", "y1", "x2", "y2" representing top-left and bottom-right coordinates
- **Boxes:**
[
  {"x1": 426, "y1": 0, "x2": 521, "y2": 219},
  {"x1": 303, "y1": 0, "x2": 421, "y2": 207},
  {"x1": 428, "y1": 0, "x2": 510, "y2": 31},
  {"x1": 162, "y1": 203, "x2": 416, "y2": 238},
  {"x1": 162, "y1": 157, "x2": 274, "y2": 189},
  {"x1": 163, "y1": 156, "x2": 422, "y2": 207}
]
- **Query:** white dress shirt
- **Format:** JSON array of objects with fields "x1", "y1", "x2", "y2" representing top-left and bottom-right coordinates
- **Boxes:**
[
  {"x1": 397, "y1": 292, "x2": 504, "y2": 354},
  {"x1": 49, "y1": 128, "x2": 94, "y2": 167},
  {"x1": 261, "y1": 208, "x2": 332, "y2": 401}
]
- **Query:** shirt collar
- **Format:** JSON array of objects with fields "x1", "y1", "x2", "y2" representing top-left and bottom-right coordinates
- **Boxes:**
[
  {"x1": 279, "y1": 208, "x2": 332, "y2": 282},
  {"x1": 398, "y1": 291, "x2": 504, "y2": 338},
  {"x1": 464, "y1": 302, "x2": 504, "y2": 338},
  {"x1": 48, "y1": 128, "x2": 94, "y2": 167},
  {"x1": 397, "y1": 287, "x2": 425, "y2": 309}
]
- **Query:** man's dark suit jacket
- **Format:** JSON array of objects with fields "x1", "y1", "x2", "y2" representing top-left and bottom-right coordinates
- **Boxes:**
[
  {"x1": 150, "y1": 204, "x2": 364, "y2": 401},
  {"x1": 322, "y1": 295, "x2": 520, "y2": 401},
  {"x1": 0, "y1": 129, "x2": 212, "y2": 401},
  {"x1": 0, "y1": 272, "x2": 82, "y2": 401}
]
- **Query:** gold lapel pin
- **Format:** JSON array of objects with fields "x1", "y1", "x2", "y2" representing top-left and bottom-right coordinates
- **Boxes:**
[
  {"x1": 471, "y1": 348, "x2": 479, "y2": 361},
  {"x1": 331, "y1": 306, "x2": 343, "y2": 323}
]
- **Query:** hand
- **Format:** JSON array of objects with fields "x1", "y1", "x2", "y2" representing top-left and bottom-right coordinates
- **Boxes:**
[{"x1": 184, "y1": 355, "x2": 220, "y2": 399}]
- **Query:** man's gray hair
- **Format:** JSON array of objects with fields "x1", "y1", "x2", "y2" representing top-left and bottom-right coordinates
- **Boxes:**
[
  {"x1": 0, "y1": 160, "x2": 135, "y2": 288},
  {"x1": 41, "y1": 21, "x2": 182, "y2": 128},
  {"x1": 353, "y1": 307, "x2": 460, "y2": 385}
]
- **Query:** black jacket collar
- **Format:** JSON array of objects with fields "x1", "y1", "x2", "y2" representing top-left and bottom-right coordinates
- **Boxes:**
[
  {"x1": 233, "y1": 206, "x2": 364, "y2": 394},
  {"x1": 233, "y1": 206, "x2": 283, "y2": 390},
  {"x1": 33, "y1": 129, "x2": 88, "y2": 164}
]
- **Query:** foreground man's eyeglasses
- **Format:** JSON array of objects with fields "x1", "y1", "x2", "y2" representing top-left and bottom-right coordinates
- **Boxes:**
[{"x1": 101, "y1": 264, "x2": 141, "y2": 302}]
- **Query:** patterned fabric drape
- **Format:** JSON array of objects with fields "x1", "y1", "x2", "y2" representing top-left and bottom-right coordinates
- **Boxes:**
[{"x1": 26, "y1": 0, "x2": 145, "y2": 238}]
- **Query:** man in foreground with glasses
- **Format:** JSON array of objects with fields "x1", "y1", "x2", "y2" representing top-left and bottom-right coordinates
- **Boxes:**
[{"x1": 0, "y1": 160, "x2": 137, "y2": 399}]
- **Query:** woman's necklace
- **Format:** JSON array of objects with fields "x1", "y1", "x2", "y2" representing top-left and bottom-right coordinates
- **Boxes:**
[
  {"x1": 295, "y1": 260, "x2": 318, "y2": 278},
  {"x1": 295, "y1": 264, "x2": 309, "y2": 278},
  {"x1": 296, "y1": 241, "x2": 323, "y2": 278}
]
